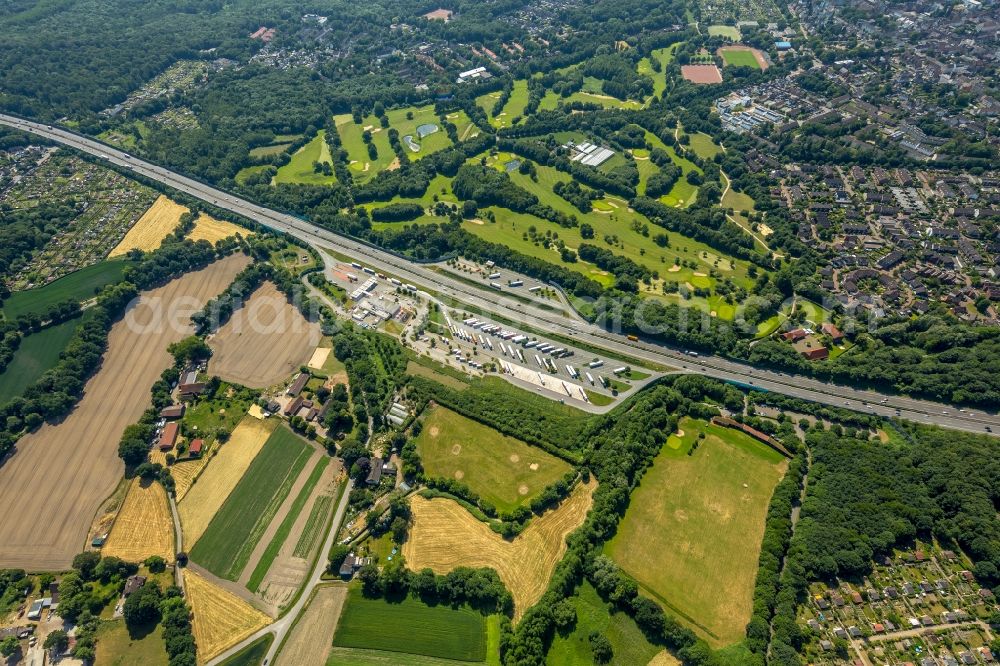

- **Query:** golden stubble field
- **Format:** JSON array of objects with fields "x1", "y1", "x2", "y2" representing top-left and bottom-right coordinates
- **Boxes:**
[
  {"x1": 185, "y1": 569, "x2": 270, "y2": 663},
  {"x1": 0, "y1": 253, "x2": 250, "y2": 570},
  {"x1": 110, "y1": 196, "x2": 249, "y2": 257},
  {"x1": 187, "y1": 214, "x2": 248, "y2": 244},
  {"x1": 178, "y1": 416, "x2": 277, "y2": 545},
  {"x1": 101, "y1": 477, "x2": 174, "y2": 564},
  {"x1": 403, "y1": 478, "x2": 596, "y2": 619},
  {"x1": 207, "y1": 281, "x2": 321, "y2": 388},
  {"x1": 109, "y1": 195, "x2": 188, "y2": 256}
]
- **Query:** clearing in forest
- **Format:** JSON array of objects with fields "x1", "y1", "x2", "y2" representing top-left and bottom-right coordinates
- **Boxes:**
[
  {"x1": 403, "y1": 479, "x2": 596, "y2": 618},
  {"x1": 604, "y1": 417, "x2": 788, "y2": 647},
  {"x1": 207, "y1": 281, "x2": 321, "y2": 388},
  {"x1": 414, "y1": 405, "x2": 571, "y2": 512},
  {"x1": 178, "y1": 415, "x2": 277, "y2": 546},
  {"x1": 185, "y1": 569, "x2": 270, "y2": 662},
  {"x1": 101, "y1": 477, "x2": 174, "y2": 564},
  {"x1": 109, "y1": 195, "x2": 188, "y2": 256},
  {"x1": 0, "y1": 253, "x2": 250, "y2": 570}
]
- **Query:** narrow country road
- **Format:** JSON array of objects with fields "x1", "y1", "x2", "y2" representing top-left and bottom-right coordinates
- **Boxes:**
[{"x1": 205, "y1": 478, "x2": 354, "y2": 666}]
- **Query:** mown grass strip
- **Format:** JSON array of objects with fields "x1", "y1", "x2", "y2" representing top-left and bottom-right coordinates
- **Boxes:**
[{"x1": 292, "y1": 494, "x2": 334, "y2": 559}]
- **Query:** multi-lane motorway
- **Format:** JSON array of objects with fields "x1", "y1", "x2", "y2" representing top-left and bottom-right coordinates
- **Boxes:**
[{"x1": 4, "y1": 113, "x2": 997, "y2": 435}]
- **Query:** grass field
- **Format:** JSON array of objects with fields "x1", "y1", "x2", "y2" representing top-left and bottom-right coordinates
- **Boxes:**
[
  {"x1": 404, "y1": 480, "x2": 596, "y2": 618},
  {"x1": 95, "y1": 619, "x2": 168, "y2": 666},
  {"x1": 406, "y1": 359, "x2": 470, "y2": 391},
  {"x1": 333, "y1": 585, "x2": 487, "y2": 662},
  {"x1": 547, "y1": 581, "x2": 662, "y2": 666},
  {"x1": 708, "y1": 25, "x2": 741, "y2": 40},
  {"x1": 720, "y1": 48, "x2": 761, "y2": 69},
  {"x1": 186, "y1": 570, "x2": 271, "y2": 662},
  {"x1": 109, "y1": 195, "x2": 187, "y2": 256},
  {"x1": 1, "y1": 259, "x2": 130, "y2": 320},
  {"x1": 219, "y1": 635, "x2": 272, "y2": 666},
  {"x1": 414, "y1": 405, "x2": 571, "y2": 512},
  {"x1": 386, "y1": 105, "x2": 452, "y2": 158},
  {"x1": 605, "y1": 417, "x2": 788, "y2": 647},
  {"x1": 102, "y1": 478, "x2": 174, "y2": 564},
  {"x1": 187, "y1": 214, "x2": 248, "y2": 244},
  {"x1": 274, "y1": 131, "x2": 337, "y2": 185},
  {"x1": 179, "y1": 415, "x2": 278, "y2": 544},
  {"x1": 190, "y1": 426, "x2": 313, "y2": 580},
  {"x1": 249, "y1": 143, "x2": 292, "y2": 158},
  {"x1": 687, "y1": 132, "x2": 723, "y2": 160},
  {"x1": 0, "y1": 316, "x2": 84, "y2": 403},
  {"x1": 247, "y1": 457, "x2": 329, "y2": 592},
  {"x1": 334, "y1": 114, "x2": 395, "y2": 183}
]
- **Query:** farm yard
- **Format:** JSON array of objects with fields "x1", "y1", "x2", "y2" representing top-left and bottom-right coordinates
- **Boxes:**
[
  {"x1": 109, "y1": 195, "x2": 188, "y2": 256},
  {"x1": 414, "y1": 405, "x2": 572, "y2": 512},
  {"x1": 207, "y1": 281, "x2": 321, "y2": 388},
  {"x1": 185, "y1": 569, "x2": 271, "y2": 662},
  {"x1": 403, "y1": 479, "x2": 597, "y2": 617},
  {"x1": 604, "y1": 417, "x2": 788, "y2": 647},
  {"x1": 0, "y1": 253, "x2": 249, "y2": 570},
  {"x1": 178, "y1": 415, "x2": 277, "y2": 545},
  {"x1": 188, "y1": 425, "x2": 314, "y2": 582},
  {"x1": 275, "y1": 584, "x2": 348, "y2": 666},
  {"x1": 332, "y1": 585, "x2": 490, "y2": 662},
  {"x1": 101, "y1": 477, "x2": 174, "y2": 564}
]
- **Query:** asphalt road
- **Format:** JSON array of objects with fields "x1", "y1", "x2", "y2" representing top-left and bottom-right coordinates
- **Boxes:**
[{"x1": 4, "y1": 114, "x2": 997, "y2": 436}]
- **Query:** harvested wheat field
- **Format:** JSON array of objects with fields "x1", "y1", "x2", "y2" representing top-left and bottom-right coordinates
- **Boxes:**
[
  {"x1": 276, "y1": 584, "x2": 348, "y2": 666},
  {"x1": 404, "y1": 478, "x2": 596, "y2": 618},
  {"x1": 185, "y1": 569, "x2": 271, "y2": 663},
  {"x1": 179, "y1": 416, "x2": 277, "y2": 545},
  {"x1": 208, "y1": 281, "x2": 321, "y2": 388},
  {"x1": 109, "y1": 195, "x2": 188, "y2": 256},
  {"x1": 0, "y1": 253, "x2": 249, "y2": 570},
  {"x1": 170, "y1": 452, "x2": 213, "y2": 501},
  {"x1": 187, "y1": 214, "x2": 249, "y2": 245},
  {"x1": 101, "y1": 478, "x2": 174, "y2": 564}
]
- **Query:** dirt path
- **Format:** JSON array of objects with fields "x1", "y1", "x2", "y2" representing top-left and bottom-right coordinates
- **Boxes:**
[
  {"x1": 274, "y1": 584, "x2": 348, "y2": 666},
  {"x1": 0, "y1": 253, "x2": 250, "y2": 570}
]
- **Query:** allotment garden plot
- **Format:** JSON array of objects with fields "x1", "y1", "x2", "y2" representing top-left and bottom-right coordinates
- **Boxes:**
[
  {"x1": 604, "y1": 417, "x2": 788, "y2": 647},
  {"x1": 414, "y1": 404, "x2": 572, "y2": 512}
]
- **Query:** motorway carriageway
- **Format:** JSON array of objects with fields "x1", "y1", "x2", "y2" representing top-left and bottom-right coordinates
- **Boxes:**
[{"x1": 3, "y1": 114, "x2": 997, "y2": 436}]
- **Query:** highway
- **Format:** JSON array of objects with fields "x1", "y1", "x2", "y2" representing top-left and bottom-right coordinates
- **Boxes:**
[{"x1": 4, "y1": 113, "x2": 997, "y2": 436}]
